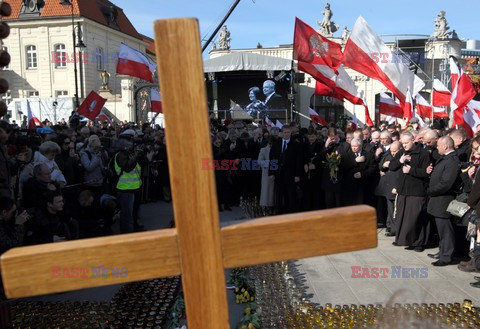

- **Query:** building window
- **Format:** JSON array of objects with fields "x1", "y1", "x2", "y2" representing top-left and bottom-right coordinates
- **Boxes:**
[
  {"x1": 28, "y1": 91, "x2": 39, "y2": 97},
  {"x1": 96, "y1": 47, "x2": 104, "y2": 71},
  {"x1": 1, "y1": 91, "x2": 11, "y2": 105},
  {"x1": 54, "y1": 44, "x2": 67, "y2": 68},
  {"x1": 2, "y1": 47, "x2": 8, "y2": 70},
  {"x1": 26, "y1": 45, "x2": 37, "y2": 69},
  {"x1": 56, "y1": 90, "x2": 68, "y2": 97}
]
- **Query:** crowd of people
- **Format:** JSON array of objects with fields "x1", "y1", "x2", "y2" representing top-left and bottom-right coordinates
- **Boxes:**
[
  {"x1": 2, "y1": 114, "x2": 480, "y2": 298},
  {"x1": 210, "y1": 117, "x2": 480, "y2": 289},
  {"x1": 0, "y1": 119, "x2": 171, "y2": 259}
]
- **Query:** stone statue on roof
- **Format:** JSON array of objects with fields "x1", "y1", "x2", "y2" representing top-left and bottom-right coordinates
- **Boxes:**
[
  {"x1": 341, "y1": 26, "x2": 350, "y2": 43},
  {"x1": 218, "y1": 25, "x2": 231, "y2": 50},
  {"x1": 432, "y1": 11, "x2": 450, "y2": 40},
  {"x1": 317, "y1": 3, "x2": 339, "y2": 37}
]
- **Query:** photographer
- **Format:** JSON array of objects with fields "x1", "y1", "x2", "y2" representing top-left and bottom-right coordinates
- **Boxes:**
[{"x1": 114, "y1": 129, "x2": 147, "y2": 233}]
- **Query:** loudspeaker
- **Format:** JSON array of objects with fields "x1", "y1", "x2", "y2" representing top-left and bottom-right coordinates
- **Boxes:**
[{"x1": 294, "y1": 72, "x2": 305, "y2": 83}]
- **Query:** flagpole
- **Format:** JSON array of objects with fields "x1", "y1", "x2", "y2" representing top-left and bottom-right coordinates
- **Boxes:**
[{"x1": 114, "y1": 73, "x2": 117, "y2": 120}]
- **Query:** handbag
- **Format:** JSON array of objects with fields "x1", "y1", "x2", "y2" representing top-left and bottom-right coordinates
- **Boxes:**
[{"x1": 446, "y1": 199, "x2": 471, "y2": 218}]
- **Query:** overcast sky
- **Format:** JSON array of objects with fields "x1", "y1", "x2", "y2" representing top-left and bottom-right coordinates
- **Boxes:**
[{"x1": 115, "y1": 0, "x2": 479, "y2": 50}]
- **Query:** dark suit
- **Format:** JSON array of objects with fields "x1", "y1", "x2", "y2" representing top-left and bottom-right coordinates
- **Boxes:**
[
  {"x1": 341, "y1": 149, "x2": 376, "y2": 205},
  {"x1": 269, "y1": 138, "x2": 303, "y2": 213},
  {"x1": 375, "y1": 150, "x2": 401, "y2": 234},
  {"x1": 302, "y1": 140, "x2": 324, "y2": 210},
  {"x1": 265, "y1": 92, "x2": 285, "y2": 110},
  {"x1": 427, "y1": 152, "x2": 460, "y2": 263}
]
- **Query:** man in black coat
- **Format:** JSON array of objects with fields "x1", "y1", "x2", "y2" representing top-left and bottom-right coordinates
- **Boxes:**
[
  {"x1": 302, "y1": 128, "x2": 324, "y2": 211},
  {"x1": 426, "y1": 136, "x2": 460, "y2": 266},
  {"x1": 376, "y1": 141, "x2": 402, "y2": 236},
  {"x1": 390, "y1": 131, "x2": 431, "y2": 251},
  {"x1": 269, "y1": 126, "x2": 303, "y2": 214},
  {"x1": 341, "y1": 138, "x2": 376, "y2": 206}
]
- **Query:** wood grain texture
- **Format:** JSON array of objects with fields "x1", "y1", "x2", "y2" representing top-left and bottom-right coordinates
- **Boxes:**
[
  {"x1": 222, "y1": 206, "x2": 377, "y2": 268},
  {"x1": 1, "y1": 230, "x2": 180, "y2": 298},
  {"x1": 153, "y1": 19, "x2": 230, "y2": 329}
]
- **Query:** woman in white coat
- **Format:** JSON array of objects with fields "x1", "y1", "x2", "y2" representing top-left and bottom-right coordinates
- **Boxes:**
[{"x1": 258, "y1": 136, "x2": 276, "y2": 211}]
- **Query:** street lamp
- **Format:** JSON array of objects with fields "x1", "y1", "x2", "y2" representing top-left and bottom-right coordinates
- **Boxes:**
[
  {"x1": 59, "y1": 0, "x2": 80, "y2": 109},
  {"x1": 75, "y1": 22, "x2": 86, "y2": 99}
]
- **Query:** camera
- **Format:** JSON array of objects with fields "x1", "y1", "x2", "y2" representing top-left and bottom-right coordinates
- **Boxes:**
[
  {"x1": 403, "y1": 159, "x2": 410, "y2": 166},
  {"x1": 459, "y1": 161, "x2": 475, "y2": 170}
]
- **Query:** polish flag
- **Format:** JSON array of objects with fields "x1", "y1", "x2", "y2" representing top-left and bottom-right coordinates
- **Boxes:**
[
  {"x1": 97, "y1": 112, "x2": 112, "y2": 124},
  {"x1": 276, "y1": 120, "x2": 283, "y2": 129},
  {"x1": 379, "y1": 93, "x2": 403, "y2": 118},
  {"x1": 403, "y1": 88, "x2": 413, "y2": 124},
  {"x1": 265, "y1": 116, "x2": 275, "y2": 127},
  {"x1": 77, "y1": 91, "x2": 107, "y2": 121},
  {"x1": 462, "y1": 108, "x2": 480, "y2": 138},
  {"x1": 351, "y1": 112, "x2": 358, "y2": 130},
  {"x1": 449, "y1": 57, "x2": 460, "y2": 91},
  {"x1": 117, "y1": 43, "x2": 157, "y2": 83},
  {"x1": 314, "y1": 80, "x2": 343, "y2": 101},
  {"x1": 293, "y1": 17, "x2": 344, "y2": 88},
  {"x1": 308, "y1": 107, "x2": 328, "y2": 126},
  {"x1": 415, "y1": 94, "x2": 449, "y2": 119},
  {"x1": 466, "y1": 99, "x2": 480, "y2": 116},
  {"x1": 432, "y1": 79, "x2": 451, "y2": 107},
  {"x1": 343, "y1": 16, "x2": 414, "y2": 105},
  {"x1": 150, "y1": 88, "x2": 162, "y2": 113},
  {"x1": 362, "y1": 97, "x2": 374, "y2": 127},
  {"x1": 450, "y1": 57, "x2": 477, "y2": 127},
  {"x1": 27, "y1": 100, "x2": 43, "y2": 129}
]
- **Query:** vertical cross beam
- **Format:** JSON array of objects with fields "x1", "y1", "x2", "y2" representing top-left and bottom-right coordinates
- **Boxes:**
[{"x1": 153, "y1": 19, "x2": 230, "y2": 328}]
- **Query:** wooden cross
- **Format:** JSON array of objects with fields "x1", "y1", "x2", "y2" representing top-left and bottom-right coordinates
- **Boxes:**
[{"x1": 0, "y1": 19, "x2": 377, "y2": 328}]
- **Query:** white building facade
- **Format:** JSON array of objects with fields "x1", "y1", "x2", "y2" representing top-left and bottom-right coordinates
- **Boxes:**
[{"x1": 2, "y1": 0, "x2": 155, "y2": 123}]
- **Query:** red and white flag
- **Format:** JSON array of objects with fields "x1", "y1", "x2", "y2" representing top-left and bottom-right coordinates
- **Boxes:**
[
  {"x1": 450, "y1": 57, "x2": 460, "y2": 91},
  {"x1": 314, "y1": 80, "x2": 343, "y2": 101},
  {"x1": 96, "y1": 111, "x2": 112, "y2": 124},
  {"x1": 462, "y1": 108, "x2": 480, "y2": 138},
  {"x1": 117, "y1": 43, "x2": 157, "y2": 83},
  {"x1": 450, "y1": 57, "x2": 476, "y2": 127},
  {"x1": 379, "y1": 93, "x2": 403, "y2": 118},
  {"x1": 343, "y1": 16, "x2": 414, "y2": 105},
  {"x1": 362, "y1": 96, "x2": 374, "y2": 127},
  {"x1": 27, "y1": 100, "x2": 43, "y2": 129},
  {"x1": 150, "y1": 88, "x2": 162, "y2": 113},
  {"x1": 403, "y1": 88, "x2": 413, "y2": 124},
  {"x1": 308, "y1": 107, "x2": 328, "y2": 126},
  {"x1": 265, "y1": 116, "x2": 275, "y2": 127},
  {"x1": 415, "y1": 94, "x2": 448, "y2": 119},
  {"x1": 351, "y1": 112, "x2": 358, "y2": 130},
  {"x1": 293, "y1": 17, "x2": 344, "y2": 88},
  {"x1": 432, "y1": 79, "x2": 451, "y2": 107},
  {"x1": 466, "y1": 99, "x2": 480, "y2": 116},
  {"x1": 77, "y1": 91, "x2": 107, "y2": 121}
]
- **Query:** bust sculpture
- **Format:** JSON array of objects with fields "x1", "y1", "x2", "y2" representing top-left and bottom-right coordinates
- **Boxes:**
[
  {"x1": 217, "y1": 25, "x2": 231, "y2": 50},
  {"x1": 99, "y1": 70, "x2": 111, "y2": 91},
  {"x1": 432, "y1": 11, "x2": 449, "y2": 39},
  {"x1": 317, "y1": 3, "x2": 339, "y2": 37}
]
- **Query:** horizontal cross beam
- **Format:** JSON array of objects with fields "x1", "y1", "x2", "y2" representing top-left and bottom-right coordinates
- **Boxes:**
[{"x1": 1, "y1": 206, "x2": 376, "y2": 299}]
